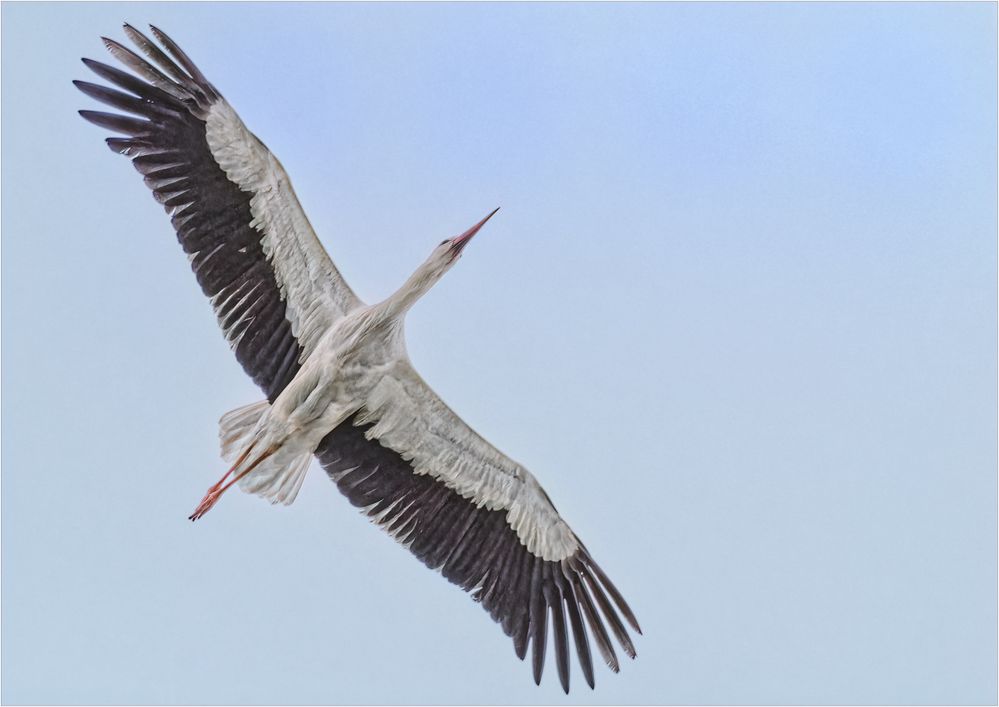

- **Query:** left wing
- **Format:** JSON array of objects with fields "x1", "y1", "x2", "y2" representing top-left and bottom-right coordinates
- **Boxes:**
[
  {"x1": 315, "y1": 361, "x2": 641, "y2": 692},
  {"x1": 76, "y1": 25, "x2": 361, "y2": 401}
]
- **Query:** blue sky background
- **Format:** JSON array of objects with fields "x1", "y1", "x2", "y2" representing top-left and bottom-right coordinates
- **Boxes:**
[{"x1": 2, "y1": 2, "x2": 996, "y2": 704}]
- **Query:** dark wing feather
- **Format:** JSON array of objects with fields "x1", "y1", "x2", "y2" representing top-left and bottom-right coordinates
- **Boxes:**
[{"x1": 315, "y1": 415, "x2": 641, "y2": 693}]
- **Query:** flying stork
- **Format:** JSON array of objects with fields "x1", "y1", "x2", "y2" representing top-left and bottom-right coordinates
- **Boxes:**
[{"x1": 76, "y1": 25, "x2": 641, "y2": 693}]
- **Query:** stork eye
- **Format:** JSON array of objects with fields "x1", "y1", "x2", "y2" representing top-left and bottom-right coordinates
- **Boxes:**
[{"x1": 439, "y1": 239, "x2": 449, "y2": 246}]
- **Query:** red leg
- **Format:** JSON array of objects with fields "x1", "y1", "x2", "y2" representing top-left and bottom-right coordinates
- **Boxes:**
[{"x1": 188, "y1": 445, "x2": 275, "y2": 521}]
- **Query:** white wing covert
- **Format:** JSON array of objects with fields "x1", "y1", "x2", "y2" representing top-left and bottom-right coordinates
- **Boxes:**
[{"x1": 355, "y1": 361, "x2": 579, "y2": 560}]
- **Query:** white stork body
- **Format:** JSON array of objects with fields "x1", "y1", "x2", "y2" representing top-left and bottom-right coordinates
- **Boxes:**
[{"x1": 77, "y1": 25, "x2": 640, "y2": 693}]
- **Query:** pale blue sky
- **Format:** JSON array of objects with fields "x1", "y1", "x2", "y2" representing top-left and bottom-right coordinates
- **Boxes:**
[{"x1": 2, "y1": 2, "x2": 996, "y2": 704}]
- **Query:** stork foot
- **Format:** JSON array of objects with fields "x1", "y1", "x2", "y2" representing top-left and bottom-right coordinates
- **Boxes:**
[
  {"x1": 189, "y1": 489, "x2": 222, "y2": 521},
  {"x1": 187, "y1": 444, "x2": 279, "y2": 521}
]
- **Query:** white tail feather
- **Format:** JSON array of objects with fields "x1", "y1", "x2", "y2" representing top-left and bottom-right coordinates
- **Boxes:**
[
  {"x1": 238, "y1": 452, "x2": 312, "y2": 505},
  {"x1": 219, "y1": 400, "x2": 312, "y2": 506},
  {"x1": 219, "y1": 400, "x2": 269, "y2": 462}
]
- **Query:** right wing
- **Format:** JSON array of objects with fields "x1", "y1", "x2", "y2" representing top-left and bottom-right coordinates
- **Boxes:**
[
  {"x1": 315, "y1": 360, "x2": 641, "y2": 692},
  {"x1": 76, "y1": 25, "x2": 361, "y2": 401}
]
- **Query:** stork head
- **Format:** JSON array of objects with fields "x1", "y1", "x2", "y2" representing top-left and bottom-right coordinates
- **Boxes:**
[
  {"x1": 432, "y1": 207, "x2": 500, "y2": 269},
  {"x1": 416, "y1": 207, "x2": 500, "y2": 285}
]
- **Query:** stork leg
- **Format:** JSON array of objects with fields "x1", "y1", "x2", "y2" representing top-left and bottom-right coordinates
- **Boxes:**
[
  {"x1": 208, "y1": 443, "x2": 257, "y2": 493},
  {"x1": 188, "y1": 444, "x2": 277, "y2": 521}
]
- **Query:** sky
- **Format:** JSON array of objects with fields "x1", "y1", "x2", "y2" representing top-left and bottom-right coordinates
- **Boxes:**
[{"x1": 2, "y1": 2, "x2": 996, "y2": 704}]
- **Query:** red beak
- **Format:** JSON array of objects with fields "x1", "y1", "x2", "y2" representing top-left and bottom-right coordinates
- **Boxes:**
[{"x1": 451, "y1": 207, "x2": 500, "y2": 255}]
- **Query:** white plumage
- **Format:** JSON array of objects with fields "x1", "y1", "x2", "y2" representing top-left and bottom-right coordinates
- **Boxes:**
[{"x1": 77, "y1": 24, "x2": 640, "y2": 693}]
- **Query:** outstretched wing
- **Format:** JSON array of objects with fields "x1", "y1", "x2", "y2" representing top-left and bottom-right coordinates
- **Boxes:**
[
  {"x1": 315, "y1": 361, "x2": 641, "y2": 693},
  {"x1": 76, "y1": 25, "x2": 361, "y2": 401}
]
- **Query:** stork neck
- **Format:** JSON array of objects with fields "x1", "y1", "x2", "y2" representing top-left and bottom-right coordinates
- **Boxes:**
[{"x1": 377, "y1": 260, "x2": 440, "y2": 321}]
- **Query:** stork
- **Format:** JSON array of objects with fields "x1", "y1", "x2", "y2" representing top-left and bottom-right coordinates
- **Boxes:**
[{"x1": 76, "y1": 25, "x2": 641, "y2": 693}]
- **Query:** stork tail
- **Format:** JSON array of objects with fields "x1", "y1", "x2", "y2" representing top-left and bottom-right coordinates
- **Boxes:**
[
  {"x1": 187, "y1": 400, "x2": 315, "y2": 520},
  {"x1": 220, "y1": 400, "x2": 314, "y2": 506},
  {"x1": 219, "y1": 400, "x2": 270, "y2": 462}
]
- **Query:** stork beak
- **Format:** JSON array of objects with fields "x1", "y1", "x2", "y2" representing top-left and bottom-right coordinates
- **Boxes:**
[{"x1": 451, "y1": 207, "x2": 500, "y2": 255}]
